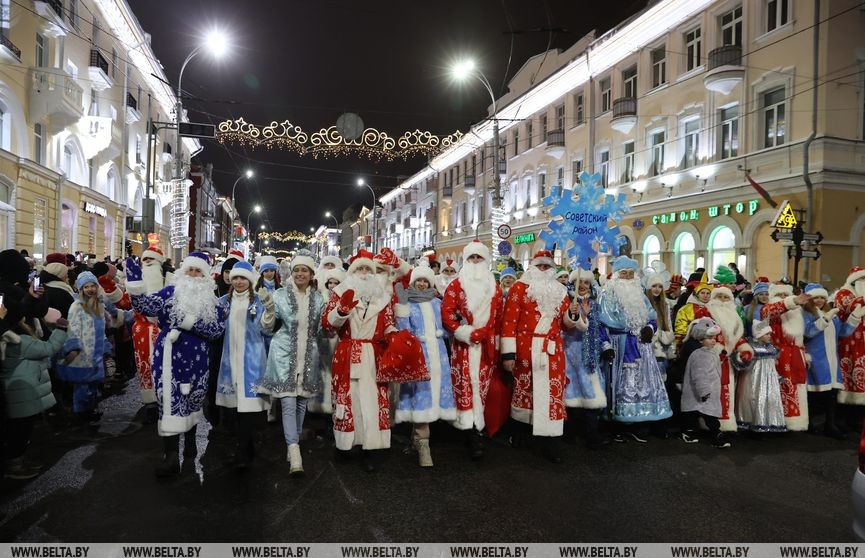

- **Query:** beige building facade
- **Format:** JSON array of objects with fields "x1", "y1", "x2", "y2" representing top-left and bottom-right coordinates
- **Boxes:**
[{"x1": 378, "y1": 0, "x2": 865, "y2": 288}]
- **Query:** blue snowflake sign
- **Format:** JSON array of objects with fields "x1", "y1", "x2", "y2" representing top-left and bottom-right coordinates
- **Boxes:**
[{"x1": 539, "y1": 171, "x2": 631, "y2": 270}]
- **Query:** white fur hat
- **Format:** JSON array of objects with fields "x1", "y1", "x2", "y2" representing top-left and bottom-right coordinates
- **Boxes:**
[
  {"x1": 142, "y1": 246, "x2": 165, "y2": 263},
  {"x1": 752, "y1": 319, "x2": 772, "y2": 339},
  {"x1": 711, "y1": 286, "x2": 734, "y2": 300},
  {"x1": 291, "y1": 249, "x2": 316, "y2": 274},
  {"x1": 410, "y1": 261, "x2": 436, "y2": 287},
  {"x1": 643, "y1": 273, "x2": 665, "y2": 289},
  {"x1": 463, "y1": 240, "x2": 490, "y2": 261},
  {"x1": 319, "y1": 255, "x2": 343, "y2": 271},
  {"x1": 321, "y1": 267, "x2": 346, "y2": 287},
  {"x1": 347, "y1": 249, "x2": 376, "y2": 275},
  {"x1": 768, "y1": 283, "x2": 793, "y2": 298},
  {"x1": 569, "y1": 268, "x2": 594, "y2": 284}
]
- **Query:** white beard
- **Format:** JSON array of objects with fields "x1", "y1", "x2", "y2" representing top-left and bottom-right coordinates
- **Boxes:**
[
  {"x1": 459, "y1": 261, "x2": 495, "y2": 315},
  {"x1": 780, "y1": 305, "x2": 805, "y2": 342},
  {"x1": 436, "y1": 274, "x2": 455, "y2": 295},
  {"x1": 854, "y1": 281, "x2": 865, "y2": 299},
  {"x1": 604, "y1": 277, "x2": 649, "y2": 331},
  {"x1": 142, "y1": 261, "x2": 165, "y2": 294},
  {"x1": 343, "y1": 272, "x2": 386, "y2": 303},
  {"x1": 522, "y1": 266, "x2": 567, "y2": 316},
  {"x1": 707, "y1": 298, "x2": 744, "y2": 351},
  {"x1": 170, "y1": 274, "x2": 218, "y2": 325}
]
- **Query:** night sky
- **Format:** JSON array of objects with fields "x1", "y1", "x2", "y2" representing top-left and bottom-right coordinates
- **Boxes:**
[{"x1": 128, "y1": 0, "x2": 644, "y2": 238}]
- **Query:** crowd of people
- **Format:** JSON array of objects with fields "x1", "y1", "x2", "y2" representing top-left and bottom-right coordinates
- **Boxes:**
[{"x1": 2, "y1": 240, "x2": 863, "y2": 480}]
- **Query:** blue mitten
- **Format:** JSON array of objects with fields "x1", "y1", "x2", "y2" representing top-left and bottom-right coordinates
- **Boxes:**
[{"x1": 125, "y1": 257, "x2": 142, "y2": 282}]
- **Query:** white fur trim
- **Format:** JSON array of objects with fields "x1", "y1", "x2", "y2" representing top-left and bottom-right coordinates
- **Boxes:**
[
  {"x1": 395, "y1": 259, "x2": 411, "y2": 278},
  {"x1": 848, "y1": 270, "x2": 865, "y2": 286},
  {"x1": 291, "y1": 255, "x2": 316, "y2": 273},
  {"x1": 454, "y1": 324, "x2": 475, "y2": 344},
  {"x1": 785, "y1": 386, "x2": 809, "y2": 431},
  {"x1": 848, "y1": 314, "x2": 862, "y2": 328},
  {"x1": 737, "y1": 343, "x2": 754, "y2": 355},
  {"x1": 104, "y1": 287, "x2": 122, "y2": 303},
  {"x1": 181, "y1": 256, "x2": 210, "y2": 273},
  {"x1": 838, "y1": 390, "x2": 865, "y2": 405},
  {"x1": 142, "y1": 249, "x2": 165, "y2": 263},
  {"x1": 462, "y1": 241, "x2": 490, "y2": 261},
  {"x1": 229, "y1": 266, "x2": 257, "y2": 284},
  {"x1": 394, "y1": 303, "x2": 411, "y2": 318},
  {"x1": 179, "y1": 314, "x2": 196, "y2": 331},
  {"x1": 564, "y1": 372, "x2": 607, "y2": 409},
  {"x1": 814, "y1": 318, "x2": 829, "y2": 332},
  {"x1": 531, "y1": 256, "x2": 555, "y2": 267},
  {"x1": 711, "y1": 287, "x2": 733, "y2": 300},
  {"x1": 326, "y1": 306, "x2": 349, "y2": 328},
  {"x1": 500, "y1": 336, "x2": 517, "y2": 354},
  {"x1": 410, "y1": 265, "x2": 436, "y2": 287},
  {"x1": 783, "y1": 295, "x2": 798, "y2": 311},
  {"x1": 347, "y1": 257, "x2": 375, "y2": 275},
  {"x1": 126, "y1": 280, "x2": 147, "y2": 296},
  {"x1": 807, "y1": 288, "x2": 829, "y2": 299},
  {"x1": 569, "y1": 268, "x2": 594, "y2": 283},
  {"x1": 769, "y1": 284, "x2": 794, "y2": 298}
]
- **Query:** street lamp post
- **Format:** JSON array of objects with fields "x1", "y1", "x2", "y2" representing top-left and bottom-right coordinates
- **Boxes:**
[
  {"x1": 246, "y1": 204, "x2": 261, "y2": 241},
  {"x1": 230, "y1": 169, "x2": 254, "y2": 219},
  {"x1": 324, "y1": 211, "x2": 340, "y2": 228},
  {"x1": 357, "y1": 179, "x2": 378, "y2": 253}
]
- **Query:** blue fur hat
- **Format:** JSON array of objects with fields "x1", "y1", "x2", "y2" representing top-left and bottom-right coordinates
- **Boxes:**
[
  {"x1": 229, "y1": 260, "x2": 258, "y2": 284},
  {"x1": 612, "y1": 256, "x2": 639, "y2": 273},
  {"x1": 804, "y1": 282, "x2": 829, "y2": 299},
  {"x1": 753, "y1": 282, "x2": 770, "y2": 295},
  {"x1": 500, "y1": 267, "x2": 517, "y2": 280},
  {"x1": 75, "y1": 271, "x2": 98, "y2": 291}
]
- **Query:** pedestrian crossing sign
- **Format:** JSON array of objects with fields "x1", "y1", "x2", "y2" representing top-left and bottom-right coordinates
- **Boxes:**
[{"x1": 772, "y1": 200, "x2": 798, "y2": 229}]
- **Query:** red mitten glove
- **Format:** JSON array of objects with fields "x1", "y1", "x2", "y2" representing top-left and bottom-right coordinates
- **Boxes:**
[
  {"x1": 337, "y1": 289, "x2": 359, "y2": 315},
  {"x1": 469, "y1": 327, "x2": 487, "y2": 344},
  {"x1": 739, "y1": 350, "x2": 753, "y2": 363},
  {"x1": 97, "y1": 275, "x2": 117, "y2": 294}
]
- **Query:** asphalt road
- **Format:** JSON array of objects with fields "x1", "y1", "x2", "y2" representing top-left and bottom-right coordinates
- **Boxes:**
[{"x1": 0, "y1": 383, "x2": 859, "y2": 542}]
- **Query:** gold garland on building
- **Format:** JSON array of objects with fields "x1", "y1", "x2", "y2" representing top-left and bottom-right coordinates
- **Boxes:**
[
  {"x1": 217, "y1": 118, "x2": 463, "y2": 161},
  {"x1": 258, "y1": 231, "x2": 313, "y2": 243}
]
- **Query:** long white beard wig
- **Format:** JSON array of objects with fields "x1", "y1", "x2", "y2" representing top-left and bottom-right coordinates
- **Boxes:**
[
  {"x1": 141, "y1": 260, "x2": 165, "y2": 294},
  {"x1": 855, "y1": 280, "x2": 865, "y2": 299},
  {"x1": 605, "y1": 276, "x2": 649, "y2": 332},
  {"x1": 459, "y1": 260, "x2": 495, "y2": 313},
  {"x1": 170, "y1": 274, "x2": 218, "y2": 325},
  {"x1": 707, "y1": 298, "x2": 744, "y2": 351},
  {"x1": 522, "y1": 266, "x2": 566, "y2": 316},
  {"x1": 780, "y1": 304, "x2": 805, "y2": 341},
  {"x1": 344, "y1": 272, "x2": 386, "y2": 303}
]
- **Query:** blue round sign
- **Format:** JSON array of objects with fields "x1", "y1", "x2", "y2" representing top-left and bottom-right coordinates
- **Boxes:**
[{"x1": 498, "y1": 240, "x2": 512, "y2": 256}]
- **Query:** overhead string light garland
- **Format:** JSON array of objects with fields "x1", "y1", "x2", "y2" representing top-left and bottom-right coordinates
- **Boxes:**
[
  {"x1": 258, "y1": 231, "x2": 314, "y2": 243},
  {"x1": 217, "y1": 118, "x2": 463, "y2": 161}
]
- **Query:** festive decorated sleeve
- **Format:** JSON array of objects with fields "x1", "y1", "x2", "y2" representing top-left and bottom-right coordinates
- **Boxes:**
[
  {"x1": 382, "y1": 299, "x2": 397, "y2": 335},
  {"x1": 323, "y1": 290, "x2": 347, "y2": 332},
  {"x1": 759, "y1": 299, "x2": 793, "y2": 322},
  {"x1": 499, "y1": 281, "x2": 523, "y2": 355},
  {"x1": 190, "y1": 314, "x2": 227, "y2": 341},
  {"x1": 440, "y1": 282, "x2": 461, "y2": 334},
  {"x1": 130, "y1": 290, "x2": 166, "y2": 317}
]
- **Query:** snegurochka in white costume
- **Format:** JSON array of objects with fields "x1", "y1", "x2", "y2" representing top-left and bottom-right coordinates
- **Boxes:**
[
  {"x1": 322, "y1": 249, "x2": 398, "y2": 472},
  {"x1": 259, "y1": 250, "x2": 326, "y2": 475},
  {"x1": 126, "y1": 252, "x2": 226, "y2": 477},
  {"x1": 394, "y1": 259, "x2": 456, "y2": 468}
]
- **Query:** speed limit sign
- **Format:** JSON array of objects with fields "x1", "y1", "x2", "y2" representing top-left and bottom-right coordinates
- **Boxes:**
[{"x1": 497, "y1": 224, "x2": 512, "y2": 239}]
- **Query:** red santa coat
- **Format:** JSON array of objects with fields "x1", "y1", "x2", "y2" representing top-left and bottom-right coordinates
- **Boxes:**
[
  {"x1": 126, "y1": 273, "x2": 169, "y2": 405},
  {"x1": 500, "y1": 280, "x2": 573, "y2": 437},
  {"x1": 441, "y1": 277, "x2": 503, "y2": 431},
  {"x1": 761, "y1": 298, "x2": 809, "y2": 430},
  {"x1": 834, "y1": 288, "x2": 865, "y2": 404},
  {"x1": 323, "y1": 285, "x2": 397, "y2": 451}
]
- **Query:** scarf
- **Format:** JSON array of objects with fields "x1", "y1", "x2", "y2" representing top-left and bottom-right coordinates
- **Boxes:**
[
  {"x1": 406, "y1": 287, "x2": 436, "y2": 303},
  {"x1": 46, "y1": 279, "x2": 75, "y2": 296},
  {"x1": 580, "y1": 297, "x2": 601, "y2": 372}
]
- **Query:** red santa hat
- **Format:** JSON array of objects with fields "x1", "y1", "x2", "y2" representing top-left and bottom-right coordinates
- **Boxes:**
[
  {"x1": 142, "y1": 246, "x2": 165, "y2": 263},
  {"x1": 228, "y1": 249, "x2": 245, "y2": 260},
  {"x1": 847, "y1": 266, "x2": 865, "y2": 286},
  {"x1": 348, "y1": 249, "x2": 376, "y2": 275},
  {"x1": 530, "y1": 250, "x2": 555, "y2": 267},
  {"x1": 462, "y1": 240, "x2": 490, "y2": 261},
  {"x1": 410, "y1": 260, "x2": 436, "y2": 287},
  {"x1": 768, "y1": 283, "x2": 793, "y2": 298},
  {"x1": 376, "y1": 330, "x2": 431, "y2": 383},
  {"x1": 374, "y1": 247, "x2": 401, "y2": 270},
  {"x1": 441, "y1": 258, "x2": 459, "y2": 273}
]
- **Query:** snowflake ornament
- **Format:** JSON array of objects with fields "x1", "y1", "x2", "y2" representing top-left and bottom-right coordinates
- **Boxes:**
[{"x1": 540, "y1": 171, "x2": 630, "y2": 270}]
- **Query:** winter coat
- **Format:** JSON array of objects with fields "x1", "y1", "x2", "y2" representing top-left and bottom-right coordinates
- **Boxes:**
[
  {"x1": 1, "y1": 329, "x2": 67, "y2": 418},
  {"x1": 40, "y1": 272, "x2": 75, "y2": 319},
  {"x1": 57, "y1": 301, "x2": 111, "y2": 384},
  {"x1": 681, "y1": 346, "x2": 722, "y2": 417}
]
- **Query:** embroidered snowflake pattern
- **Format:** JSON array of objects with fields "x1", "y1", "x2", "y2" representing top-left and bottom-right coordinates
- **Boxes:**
[{"x1": 540, "y1": 170, "x2": 630, "y2": 270}]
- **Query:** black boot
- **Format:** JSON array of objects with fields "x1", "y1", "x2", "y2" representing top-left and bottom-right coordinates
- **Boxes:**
[
  {"x1": 467, "y1": 429, "x2": 484, "y2": 461},
  {"x1": 183, "y1": 427, "x2": 198, "y2": 458},
  {"x1": 584, "y1": 409, "x2": 610, "y2": 449},
  {"x1": 542, "y1": 436, "x2": 563, "y2": 463},
  {"x1": 824, "y1": 391, "x2": 846, "y2": 439},
  {"x1": 360, "y1": 450, "x2": 376, "y2": 472},
  {"x1": 154, "y1": 435, "x2": 180, "y2": 477}
]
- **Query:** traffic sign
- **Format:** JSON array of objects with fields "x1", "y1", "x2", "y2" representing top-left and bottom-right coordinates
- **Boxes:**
[
  {"x1": 498, "y1": 240, "x2": 512, "y2": 256},
  {"x1": 771, "y1": 229, "x2": 794, "y2": 242},
  {"x1": 497, "y1": 224, "x2": 512, "y2": 239},
  {"x1": 802, "y1": 231, "x2": 823, "y2": 244},
  {"x1": 772, "y1": 200, "x2": 798, "y2": 229}
]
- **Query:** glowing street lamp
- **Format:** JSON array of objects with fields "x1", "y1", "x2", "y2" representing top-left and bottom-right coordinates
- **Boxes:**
[{"x1": 357, "y1": 179, "x2": 377, "y2": 252}]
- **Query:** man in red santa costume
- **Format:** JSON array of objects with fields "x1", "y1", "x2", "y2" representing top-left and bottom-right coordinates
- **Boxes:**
[
  {"x1": 322, "y1": 249, "x2": 398, "y2": 471},
  {"x1": 500, "y1": 250, "x2": 575, "y2": 462},
  {"x1": 760, "y1": 283, "x2": 812, "y2": 431},
  {"x1": 436, "y1": 259, "x2": 459, "y2": 297},
  {"x1": 833, "y1": 266, "x2": 865, "y2": 406},
  {"x1": 441, "y1": 240, "x2": 503, "y2": 459},
  {"x1": 125, "y1": 246, "x2": 173, "y2": 413},
  {"x1": 704, "y1": 286, "x2": 753, "y2": 431}
]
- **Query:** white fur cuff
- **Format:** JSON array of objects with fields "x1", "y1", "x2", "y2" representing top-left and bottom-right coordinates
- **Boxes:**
[
  {"x1": 327, "y1": 306, "x2": 349, "y2": 328},
  {"x1": 126, "y1": 280, "x2": 147, "y2": 296},
  {"x1": 848, "y1": 314, "x2": 861, "y2": 328},
  {"x1": 815, "y1": 318, "x2": 829, "y2": 332},
  {"x1": 395, "y1": 303, "x2": 411, "y2": 318},
  {"x1": 167, "y1": 329, "x2": 181, "y2": 343},
  {"x1": 784, "y1": 295, "x2": 798, "y2": 311},
  {"x1": 105, "y1": 287, "x2": 122, "y2": 303},
  {"x1": 179, "y1": 314, "x2": 196, "y2": 331},
  {"x1": 500, "y1": 336, "x2": 517, "y2": 354},
  {"x1": 454, "y1": 324, "x2": 475, "y2": 344},
  {"x1": 738, "y1": 343, "x2": 754, "y2": 355}
]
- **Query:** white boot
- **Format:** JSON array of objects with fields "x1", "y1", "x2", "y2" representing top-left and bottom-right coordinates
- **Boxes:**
[
  {"x1": 288, "y1": 443, "x2": 304, "y2": 475},
  {"x1": 416, "y1": 439, "x2": 433, "y2": 467}
]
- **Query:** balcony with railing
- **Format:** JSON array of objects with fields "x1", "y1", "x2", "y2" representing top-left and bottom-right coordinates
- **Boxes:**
[
  {"x1": 88, "y1": 48, "x2": 112, "y2": 90},
  {"x1": 545, "y1": 129, "x2": 565, "y2": 159},
  {"x1": 0, "y1": 33, "x2": 21, "y2": 63},
  {"x1": 611, "y1": 97, "x2": 637, "y2": 133},
  {"x1": 34, "y1": 0, "x2": 68, "y2": 37},
  {"x1": 463, "y1": 174, "x2": 476, "y2": 194},
  {"x1": 704, "y1": 45, "x2": 744, "y2": 95},
  {"x1": 29, "y1": 67, "x2": 84, "y2": 132},
  {"x1": 125, "y1": 92, "x2": 141, "y2": 123}
]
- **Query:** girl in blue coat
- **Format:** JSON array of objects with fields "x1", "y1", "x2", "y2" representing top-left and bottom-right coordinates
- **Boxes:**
[{"x1": 216, "y1": 261, "x2": 276, "y2": 468}]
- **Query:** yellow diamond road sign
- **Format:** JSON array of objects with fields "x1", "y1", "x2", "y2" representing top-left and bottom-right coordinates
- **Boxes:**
[{"x1": 772, "y1": 200, "x2": 798, "y2": 229}]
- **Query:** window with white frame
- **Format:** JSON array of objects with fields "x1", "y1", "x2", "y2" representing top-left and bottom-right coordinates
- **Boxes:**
[
  {"x1": 539, "y1": 173, "x2": 547, "y2": 198},
  {"x1": 106, "y1": 167, "x2": 117, "y2": 199},
  {"x1": 35, "y1": 33, "x2": 46, "y2": 67},
  {"x1": 762, "y1": 87, "x2": 786, "y2": 148},
  {"x1": 598, "y1": 150, "x2": 610, "y2": 188},
  {"x1": 623, "y1": 66, "x2": 637, "y2": 98},
  {"x1": 721, "y1": 6, "x2": 743, "y2": 46},
  {"x1": 574, "y1": 92, "x2": 584, "y2": 125},
  {"x1": 685, "y1": 27, "x2": 702, "y2": 71},
  {"x1": 526, "y1": 120, "x2": 533, "y2": 149},
  {"x1": 556, "y1": 167, "x2": 564, "y2": 190},
  {"x1": 33, "y1": 198, "x2": 46, "y2": 261},
  {"x1": 60, "y1": 203, "x2": 75, "y2": 253},
  {"x1": 766, "y1": 0, "x2": 789, "y2": 33},
  {"x1": 33, "y1": 123, "x2": 43, "y2": 164},
  {"x1": 682, "y1": 118, "x2": 700, "y2": 168},
  {"x1": 92, "y1": 15, "x2": 98, "y2": 42},
  {"x1": 512, "y1": 128, "x2": 519, "y2": 156},
  {"x1": 556, "y1": 103, "x2": 565, "y2": 130},
  {"x1": 643, "y1": 235, "x2": 661, "y2": 268},
  {"x1": 523, "y1": 177, "x2": 532, "y2": 209},
  {"x1": 675, "y1": 232, "x2": 696, "y2": 277},
  {"x1": 651, "y1": 48, "x2": 667, "y2": 88},
  {"x1": 69, "y1": 0, "x2": 78, "y2": 29},
  {"x1": 572, "y1": 159, "x2": 583, "y2": 184},
  {"x1": 600, "y1": 77, "x2": 611, "y2": 112},
  {"x1": 63, "y1": 144, "x2": 73, "y2": 176},
  {"x1": 709, "y1": 226, "x2": 736, "y2": 274},
  {"x1": 540, "y1": 114, "x2": 548, "y2": 139},
  {"x1": 135, "y1": 134, "x2": 142, "y2": 164},
  {"x1": 0, "y1": 105, "x2": 5, "y2": 151},
  {"x1": 111, "y1": 48, "x2": 117, "y2": 79},
  {"x1": 719, "y1": 105, "x2": 739, "y2": 159},
  {"x1": 623, "y1": 141, "x2": 635, "y2": 183},
  {"x1": 649, "y1": 130, "x2": 665, "y2": 176}
]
